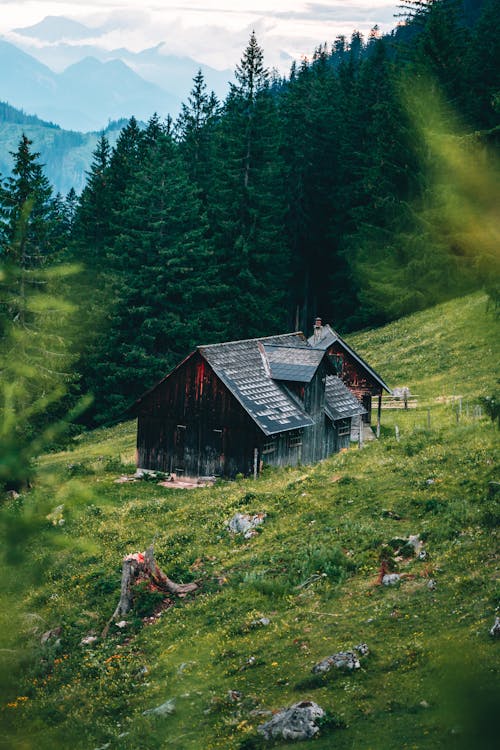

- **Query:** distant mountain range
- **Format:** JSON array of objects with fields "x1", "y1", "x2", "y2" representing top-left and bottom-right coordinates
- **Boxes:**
[
  {"x1": 1, "y1": 16, "x2": 232, "y2": 131},
  {"x1": 0, "y1": 16, "x2": 234, "y2": 193}
]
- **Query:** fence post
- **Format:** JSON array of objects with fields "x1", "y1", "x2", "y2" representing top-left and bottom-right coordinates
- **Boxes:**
[
  {"x1": 395, "y1": 425, "x2": 400, "y2": 442},
  {"x1": 253, "y1": 448, "x2": 259, "y2": 480},
  {"x1": 427, "y1": 408, "x2": 431, "y2": 429}
]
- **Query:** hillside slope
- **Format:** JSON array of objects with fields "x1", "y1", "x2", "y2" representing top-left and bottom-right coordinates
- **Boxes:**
[
  {"x1": 1, "y1": 293, "x2": 498, "y2": 750},
  {"x1": 0, "y1": 103, "x2": 126, "y2": 194}
]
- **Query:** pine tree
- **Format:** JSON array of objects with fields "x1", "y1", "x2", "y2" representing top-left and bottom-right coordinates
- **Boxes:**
[
  {"x1": 72, "y1": 134, "x2": 111, "y2": 263},
  {"x1": 176, "y1": 70, "x2": 219, "y2": 202},
  {"x1": 464, "y1": 0, "x2": 500, "y2": 128},
  {"x1": 86, "y1": 130, "x2": 224, "y2": 423},
  {"x1": 0, "y1": 134, "x2": 57, "y2": 268},
  {"x1": 211, "y1": 33, "x2": 290, "y2": 339}
]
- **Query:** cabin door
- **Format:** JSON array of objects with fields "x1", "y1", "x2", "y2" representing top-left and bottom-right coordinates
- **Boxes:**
[
  {"x1": 172, "y1": 424, "x2": 186, "y2": 476},
  {"x1": 361, "y1": 394, "x2": 372, "y2": 423},
  {"x1": 210, "y1": 428, "x2": 224, "y2": 477}
]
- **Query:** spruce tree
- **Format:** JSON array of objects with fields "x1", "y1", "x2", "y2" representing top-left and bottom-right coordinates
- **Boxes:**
[
  {"x1": 86, "y1": 128, "x2": 224, "y2": 423},
  {"x1": 176, "y1": 70, "x2": 219, "y2": 202},
  {"x1": 72, "y1": 134, "x2": 111, "y2": 266},
  {"x1": 211, "y1": 33, "x2": 290, "y2": 339},
  {"x1": 0, "y1": 134, "x2": 57, "y2": 267}
]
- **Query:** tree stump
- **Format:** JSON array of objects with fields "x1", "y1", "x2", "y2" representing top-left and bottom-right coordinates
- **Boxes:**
[{"x1": 102, "y1": 545, "x2": 198, "y2": 637}]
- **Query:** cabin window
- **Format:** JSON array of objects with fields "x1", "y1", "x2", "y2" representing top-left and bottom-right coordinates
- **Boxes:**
[
  {"x1": 337, "y1": 419, "x2": 350, "y2": 437},
  {"x1": 262, "y1": 439, "x2": 276, "y2": 454},
  {"x1": 288, "y1": 432, "x2": 303, "y2": 448}
]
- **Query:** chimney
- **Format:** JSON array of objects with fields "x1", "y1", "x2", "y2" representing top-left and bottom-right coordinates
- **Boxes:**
[{"x1": 313, "y1": 316, "x2": 322, "y2": 344}]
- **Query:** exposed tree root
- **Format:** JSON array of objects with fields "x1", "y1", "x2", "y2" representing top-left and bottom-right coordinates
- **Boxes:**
[{"x1": 102, "y1": 545, "x2": 198, "y2": 637}]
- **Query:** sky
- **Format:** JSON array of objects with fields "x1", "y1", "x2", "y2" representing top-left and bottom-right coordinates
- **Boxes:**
[{"x1": 0, "y1": 1, "x2": 402, "y2": 70}]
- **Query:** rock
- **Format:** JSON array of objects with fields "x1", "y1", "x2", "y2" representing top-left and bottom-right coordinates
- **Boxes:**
[
  {"x1": 407, "y1": 535, "x2": 423, "y2": 556},
  {"x1": 382, "y1": 573, "x2": 401, "y2": 586},
  {"x1": 427, "y1": 579, "x2": 437, "y2": 591},
  {"x1": 227, "y1": 690, "x2": 242, "y2": 702},
  {"x1": 312, "y1": 650, "x2": 360, "y2": 673},
  {"x1": 490, "y1": 616, "x2": 500, "y2": 637},
  {"x1": 81, "y1": 635, "x2": 98, "y2": 646},
  {"x1": 227, "y1": 512, "x2": 266, "y2": 538},
  {"x1": 115, "y1": 620, "x2": 128, "y2": 629},
  {"x1": 258, "y1": 701, "x2": 325, "y2": 741},
  {"x1": 40, "y1": 627, "x2": 61, "y2": 644},
  {"x1": 143, "y1": 698, "x2": 175, "y2": 717},
  {"x1": 354, "y1": 643, "x2": 369, "y2": 656},
  {"x1": 251, "y1": 617, "x2": 270, "y2": 627}
]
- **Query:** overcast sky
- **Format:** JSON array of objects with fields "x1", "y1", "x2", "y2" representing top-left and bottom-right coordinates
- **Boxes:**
[{"x1": 1, "y1": 1, "x2": 402, "y2": 70}]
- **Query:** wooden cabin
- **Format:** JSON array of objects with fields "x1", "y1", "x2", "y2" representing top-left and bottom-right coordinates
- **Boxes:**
[
  {"x1": 133, "y1": 332, "x2": 365, "y2": 479},
  {"x1": 308, "y1": 318, "x2": 392, "y2": 437}
]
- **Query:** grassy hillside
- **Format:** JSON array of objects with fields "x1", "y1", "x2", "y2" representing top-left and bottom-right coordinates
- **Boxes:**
[{"x1": 1, "y1": 292, "x2": 499, "y2": 750}]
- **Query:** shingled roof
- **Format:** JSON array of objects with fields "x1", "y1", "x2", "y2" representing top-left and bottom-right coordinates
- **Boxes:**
[
  {"x1": 324, "y1": 376, "x2": 367, "y2": 421},
  {"x1": 261, "y1": 344, "x2": 325, "y2": 383},
  {"x1": 199, "y1": 333, "x2": 315, "y2": 436},
  {"x1": 308, "y1": 324, "x2": 391, "y2": 394}
]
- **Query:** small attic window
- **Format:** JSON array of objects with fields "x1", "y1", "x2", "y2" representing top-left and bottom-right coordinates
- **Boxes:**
[
  {"x1": 337, "y1": 419, "x2": 350, "y2": 437},
  {"x1": 288, "y1": 432, "x2": 303, "y2": 448}
]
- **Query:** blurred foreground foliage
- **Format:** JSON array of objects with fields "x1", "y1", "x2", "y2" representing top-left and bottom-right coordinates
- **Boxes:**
[{"x1": 0, "y1": 210, "x2": 89, "y2": 489}]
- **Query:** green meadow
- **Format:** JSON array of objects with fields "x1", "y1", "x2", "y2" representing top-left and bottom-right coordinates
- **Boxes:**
[{"x1": 1, "y1": 292, "x2": 498, "y2": 750}]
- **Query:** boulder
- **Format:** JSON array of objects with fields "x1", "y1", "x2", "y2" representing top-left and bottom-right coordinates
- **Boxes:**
[
  {"x1": 382, "y1": 573, "x2": 401, "y2": 586},
  {"x1": 258, "y1": 701, "x2": 325, "y2": 741},
  {"x1": 490, "y1": 616, "x2": 500, "y2": 637},
  {"x1": 312, "y1": 650, "x2": 360, "y2": 673},
  {"x1": 227, "y1": 512, "x2": 266, "y2": 538},
  {"x1": 354, "y1": 643, "x2": 369, "y2": 656}
]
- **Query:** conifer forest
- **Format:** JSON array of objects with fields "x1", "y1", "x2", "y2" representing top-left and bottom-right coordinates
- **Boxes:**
[{"x1": 1, "y1": 0, "x2": 499, "y2": 434}]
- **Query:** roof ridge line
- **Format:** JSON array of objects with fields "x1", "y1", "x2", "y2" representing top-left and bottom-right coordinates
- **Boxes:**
[{"x1": 198, "y1": 331, "x2": 305, "y2": 348}]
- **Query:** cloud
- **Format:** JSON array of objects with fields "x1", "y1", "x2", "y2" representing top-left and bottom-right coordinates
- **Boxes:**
[{"x1": 1, "y1": 1, "x2": 401, "y2": 71}]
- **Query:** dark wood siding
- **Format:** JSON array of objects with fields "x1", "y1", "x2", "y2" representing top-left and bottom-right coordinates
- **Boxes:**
[
  {"x1": 136, "y1": 351, "x2": 355, "y2": 479},
  {"x1": 302, "y1": 361, "x2": 329, "y2": 463},
  {"x1": 326, "y1": 344, "x2": 381, "y2": 423},
  {"x1": 259, "y1": 430, "x2": 304, "y2": 469},
  {"x1": 136, "y1": 352, "x2": 261, "y2": 478}
]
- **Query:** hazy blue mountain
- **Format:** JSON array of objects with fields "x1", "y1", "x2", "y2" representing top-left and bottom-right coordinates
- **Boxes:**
[
  {"x1": 55, "y1": 56, "x2": 179, "y2": 129},
  {"x1": 0, "y1": 40, "x2": 57, "y2": 105},
  {"x1": 115, "y1": 44, "x2": 232, "y2": 102},
  {"x1": 0, "y1": 102, "x2": 127, "y2": 194},
  {"x1": 0, "y1": 39, "x2": 180, "y2": 130},
  {"x1": 10, "y1": 15, "x2": 232, "y2": 103},
  {"x1": 13, "y1": 15, "x2": 101, "y2": 42}
]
